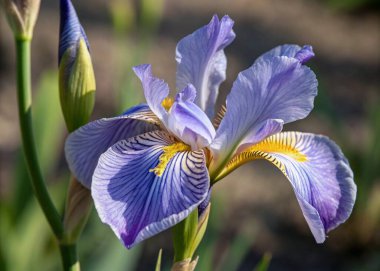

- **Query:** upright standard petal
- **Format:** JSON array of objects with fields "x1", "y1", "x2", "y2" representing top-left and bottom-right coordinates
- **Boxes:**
[
  {"x1": 210, "y1": 49, "x2": 317, "y2": 175},
  {"x1": 176, "y1": 15, "x2": 235, "y2": 118},
  {"x1": 92, "y1": 131, "x2": 210, "y2": 248},
  {"x1": 219, "y1": 132, "x2": 356, "y2": 243},
  {"x1": 133, "y1": 64, "x2": 170, "y2": 123},
  {"x1": 65, "y1": 104, "x2": 159, "y2": 188},
  {"x1": 167, "y1": 85, "x2": 216, "y2": 150}
]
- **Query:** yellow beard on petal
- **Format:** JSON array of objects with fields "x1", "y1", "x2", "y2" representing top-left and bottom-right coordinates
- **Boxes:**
[
  {"x1": 248, "y1": 133, "x2": 308, "y2": 162},
  {"x1": 150, "y1": 142, "x2": 191, "y2": 177},
  {"x1": 214, "y1": 132, "x2": 308, "y2": 182}
]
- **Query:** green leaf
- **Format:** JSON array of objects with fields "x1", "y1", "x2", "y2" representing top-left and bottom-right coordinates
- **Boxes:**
[
  {"x1": 172, "y1": 208, "x2": 199, "y2": 262},
  {"x1": 253, "y1": 253, "x2": 272, "y2": 271},
  {"x1": 155, "y1": 249, "x2": 163, "y2": 271},
  {"x1": 3, "y1": 181, "x2": 66, "y2": 271},
  {"x1": 189, "y1": 204, "x2": 210, "y2": 257},
  {"x1": 196, "y1": 197, "x2": 223, "y2": 270},
  {"x1": 108, "y1": 0, "x2": 135, "y2": 34},
  {"x1": 139, "y1": 0, "x2": 165, "y2": 33},
  {"x1": 82, "y1": 212, "x2": 141, "y2": 271},
  {"x1": 220, "y1": 233, "x2": 251, "y2": 271}
]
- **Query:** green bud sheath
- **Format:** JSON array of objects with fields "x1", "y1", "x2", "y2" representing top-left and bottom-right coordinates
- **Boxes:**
[
  {"x1": 171, "y1": 258, "x2": 198, "y2": 271},
  {"x1": 189, "y1": 203, "x2": 210, "y2": 256},
  {"x1": 172, "y1": 208, "x2": 199, "y2": 262},
  {"x1": 59, "y1": 38, "x2": 96, "y2": 132},
  {"x1": 172, "y1": 204, "x2": 210, "y2": 270},
  {"x1": 62, "y1": 177, "x2": 92, "y2": 244}
]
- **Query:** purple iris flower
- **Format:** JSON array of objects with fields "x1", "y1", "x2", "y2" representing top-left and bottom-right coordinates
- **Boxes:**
[{"x1": 65, "y1": 15, "x2": 356, "y2": 248}]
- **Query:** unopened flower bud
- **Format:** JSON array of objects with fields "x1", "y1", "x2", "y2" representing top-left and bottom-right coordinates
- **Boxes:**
[
  {"x1": 1, "y1": 0, "x2": 41, "y2": 39},
  {"x1": 59, "y1": 0, "x2": 95, "y2": 132}
]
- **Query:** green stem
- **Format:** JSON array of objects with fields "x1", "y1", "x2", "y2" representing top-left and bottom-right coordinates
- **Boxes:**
[
  {"x1": 59, "y1": 243, "x2": 80, "y2": 271},
  {"x1": 15, "y1": 38, "x2": 64, "y2": 235}
]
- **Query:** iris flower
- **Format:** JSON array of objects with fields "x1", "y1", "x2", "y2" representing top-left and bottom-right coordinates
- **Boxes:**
[{"x1": 65, "y1": 15, "x2": 356, "y2": 248}]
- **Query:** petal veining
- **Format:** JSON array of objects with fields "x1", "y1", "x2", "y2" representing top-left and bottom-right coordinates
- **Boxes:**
[
  {"x1": 91, "y1": 131, "x2": 210, "y2": 248},
  {"x1": 65, "y1": 104, "x2": 159, "y2": 188}
]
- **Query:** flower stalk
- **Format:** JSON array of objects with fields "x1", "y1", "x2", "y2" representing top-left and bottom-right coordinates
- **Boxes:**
[
  {"x1": 58, "y1": 243, "x2": 80, "y2": 271},
  {"x1": 15, "y1": 37, "x2": 64, "y2": 238}
]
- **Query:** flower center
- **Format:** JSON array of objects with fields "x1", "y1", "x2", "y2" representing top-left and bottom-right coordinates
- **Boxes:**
[{"x1": 161, "y1": 97, "x2": 174, "y2": 111}]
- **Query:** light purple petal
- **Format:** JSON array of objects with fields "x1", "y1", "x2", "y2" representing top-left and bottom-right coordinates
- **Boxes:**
[
  {"x1": 176, "y1": 15, "x2": 235, "y2": 118},
  {"x1": 240, "y1": 132, "x2": 356, "y2": 242},
  {"x1": 133, "y1": 64, "x2": 170, "y2": 122},
  {"x1": 235, "y1": 118, "x2": 284, "y2": 154},
  {"x1": 65, "y1": 104, "x2": 159, "y2": 188},
  {"x1": 167, "y1": 85, "x2": 216, "y2": 150},
  {"x1": 256, "y1": 44, "x2": 314, "y2": 64},
  {"x1": 211, "y1": 47, "x2": 317, "y2": 170},
  {"x1": 91, "y1": 131, "x2": 210, "y2": 248},
  {"x1": 295, "y1": 46, "x2": 315, "y2": 64}
]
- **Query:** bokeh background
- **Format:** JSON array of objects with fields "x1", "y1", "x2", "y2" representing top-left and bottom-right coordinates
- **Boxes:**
[{"x1": 1, "y1": 0, "x2": 379, "y2": 270}]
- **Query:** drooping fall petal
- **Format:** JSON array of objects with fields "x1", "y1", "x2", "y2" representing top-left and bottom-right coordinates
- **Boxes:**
[
  {"x1": 91, "y1": 131, "x2": 210, "y2": 248},
  {"x1": 219, "y1": 132, "x2": 356, "y2": 243}
]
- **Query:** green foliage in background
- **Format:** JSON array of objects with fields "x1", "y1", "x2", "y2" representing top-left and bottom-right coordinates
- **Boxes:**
[{"x1": 109, "y1": 0, "x2": 164, "y2": 113}]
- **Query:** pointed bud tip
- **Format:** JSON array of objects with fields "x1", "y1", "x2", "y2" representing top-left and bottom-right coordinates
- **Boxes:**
[{"x1": 59, "y1": 0, "x2": 90, "y2": 63}]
